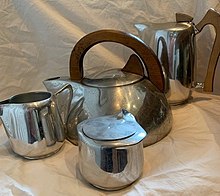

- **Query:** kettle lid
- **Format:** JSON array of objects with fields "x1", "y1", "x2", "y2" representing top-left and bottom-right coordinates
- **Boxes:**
[
  {"x1": 82, "y1": 69, "x2": 143, "y2": 88},
  {"x1": 79, "y1": 109, "x2": 147, "y2": 143}
]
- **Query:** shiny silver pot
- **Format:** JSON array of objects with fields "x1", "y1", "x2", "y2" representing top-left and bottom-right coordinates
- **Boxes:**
[
  {"x1": 77, "y1": 110, "x2": 146, "y2": 190},
  {"x1": 0, "y1": 85, "x2": 72, "y2": 159},
  {"x1": 43, "y1": 29, "x2": 173, "y2": 147},
  {"x1": 135, "y1": 8, "x2": 220, "y2": 105}
]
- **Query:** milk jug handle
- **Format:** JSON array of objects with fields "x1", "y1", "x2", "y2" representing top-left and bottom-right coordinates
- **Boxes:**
[{"x1": 195, "y1": 8, "x2": 220, "y2": 92}]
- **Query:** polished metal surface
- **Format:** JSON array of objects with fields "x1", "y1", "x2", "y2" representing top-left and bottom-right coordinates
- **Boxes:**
[
  {"x1": 77, "y1": 111, "x2": 146, "y2": 190},
  {"x1": 78, "y1": 109, "x2": 147, "y2": 144},
  {"x1": 44, "y1": 76, "x2": 173, "y2": 147},
  {"x1": 135, "y1": 22, "x2": 195, "y2": 105},
  {"x1": 44, "y1": 29, "x2": 173, "y2": 147},
  {"x1": 0, "y1": 85, "x2": 72, "y2": 159},
  {"x1": 82, "y1": 71, "x2": 143, "y2": 87},
  {"x1": 135, "y1": 8, "x2": 220, "y2": 104}
]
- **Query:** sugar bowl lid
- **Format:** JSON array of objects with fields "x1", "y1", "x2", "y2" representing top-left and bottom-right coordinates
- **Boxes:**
[{"x1": 78, "y1": 109, "x2": 147, "y2": 145}]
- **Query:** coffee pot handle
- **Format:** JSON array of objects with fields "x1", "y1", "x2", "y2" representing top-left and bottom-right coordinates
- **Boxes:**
[
  {"x1": 69, "y1": 30, "x2": 165, "y2": 92},
  {"x1": 196, "y1": 8, "x2": 220, "y2": 92}
]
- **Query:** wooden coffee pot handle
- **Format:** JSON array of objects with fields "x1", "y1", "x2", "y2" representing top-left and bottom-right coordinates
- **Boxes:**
[{"x1": 196, "y1": 8, "x2": 220, "y2": 92}]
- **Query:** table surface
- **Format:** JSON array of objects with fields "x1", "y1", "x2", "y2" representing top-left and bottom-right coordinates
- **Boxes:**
[{"x1": 1, "y1": 91, "x2": 220, "y2": 196}]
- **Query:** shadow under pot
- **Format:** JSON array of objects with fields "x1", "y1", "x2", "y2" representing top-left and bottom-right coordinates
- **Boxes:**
[{"x1": 77, "y1": 109, "x2": 147, "y2": 191}]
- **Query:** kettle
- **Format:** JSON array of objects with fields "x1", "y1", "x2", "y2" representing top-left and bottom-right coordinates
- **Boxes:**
[
  {"x1": 43, "y1": 29, "x2": 173, "y2": 147},
  {"x1": 135, "y1": 8, "x2": 220, "y2": 105}
]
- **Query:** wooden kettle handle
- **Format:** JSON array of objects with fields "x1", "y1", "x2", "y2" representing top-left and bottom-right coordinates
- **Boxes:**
[
  {"x1": 196, "y1": 8, "x2": 220, "y2": 92},
  {"x1": 69, "y1": 29, "x2": 165, "y2": 92}
]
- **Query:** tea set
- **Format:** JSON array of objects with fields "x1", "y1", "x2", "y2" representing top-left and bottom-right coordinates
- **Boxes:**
[{"x1": 0, "y1": 8, "x2": 219, "y2": 191}]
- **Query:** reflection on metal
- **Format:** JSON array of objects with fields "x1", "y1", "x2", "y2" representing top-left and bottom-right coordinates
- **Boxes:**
[
  {"x1": 136, "y1": 22, "x2": 194, "y2": 105},
  {"x1": 135, "y1": 8, "x2": 220, "y2": 104},
  {"x1": 44, "y1": 76, "x2": 173, "y2": 147},
  {"x1": 44, "y1": 29, "x2": 173, "y2": 148},
  {"x1": 0, "y1": 85, "x2": 72, "y2": 159},
  {"x1": 77, "y1": 110, "x2": 146, "y2": 190}
]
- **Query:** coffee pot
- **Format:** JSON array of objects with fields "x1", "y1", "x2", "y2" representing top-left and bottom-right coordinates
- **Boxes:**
[{"x1": 135, "y1": 8, "x2": 220, "y2": 105}]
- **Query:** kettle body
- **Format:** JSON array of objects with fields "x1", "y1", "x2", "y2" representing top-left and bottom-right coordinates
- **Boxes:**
[
  {"x1": 44, "y1": 30, "x2": 173, "y2": 147},
  {"x1": 44, "y1": 74, "x2": 172, "y2": 147}
]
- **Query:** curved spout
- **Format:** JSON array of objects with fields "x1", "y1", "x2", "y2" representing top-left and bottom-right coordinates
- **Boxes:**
[
  {"x1": 43, "y1": 78, "x2": 74, "y2": 126},
  {"x1": 54, "y1": 84, "x2": 73, "y2": 126}
]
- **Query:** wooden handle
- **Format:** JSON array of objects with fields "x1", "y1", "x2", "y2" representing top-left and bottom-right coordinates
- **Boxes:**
[
  {"x1": 196, "y1": 8, "x2": 220, "y2": 92},
  {"x1": 69, "y1": 29, "x2": 165, "y2": 92}
]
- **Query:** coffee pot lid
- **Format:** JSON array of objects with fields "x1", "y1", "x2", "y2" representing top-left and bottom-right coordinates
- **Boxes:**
[
  {"x1": 78, "y1": 109, "x2": 147, "y2": 143},
  {"x1": 146, "y1": 22, "x2": 193, "y2": 32}
]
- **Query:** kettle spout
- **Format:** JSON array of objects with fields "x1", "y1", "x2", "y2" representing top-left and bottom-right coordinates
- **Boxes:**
[
  {"x1": 43, "y1": 78, "x2": 73, "y2": 126},
  {"x1": 54, "y1": 84, "x2": 73, "y2": 126},
  {"x1": 43, "y1": 77, "x2": 63, "y2": 94}
]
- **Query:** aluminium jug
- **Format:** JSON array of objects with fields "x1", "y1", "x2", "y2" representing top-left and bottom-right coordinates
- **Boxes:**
[{"x1": 135, "y1": 8, "x2": 220, "y2": 105}]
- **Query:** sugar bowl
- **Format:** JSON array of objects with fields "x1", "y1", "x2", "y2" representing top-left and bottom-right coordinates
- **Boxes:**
[{"x1": 77, "y1": 109, "x2": 147, "y2": 190}]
